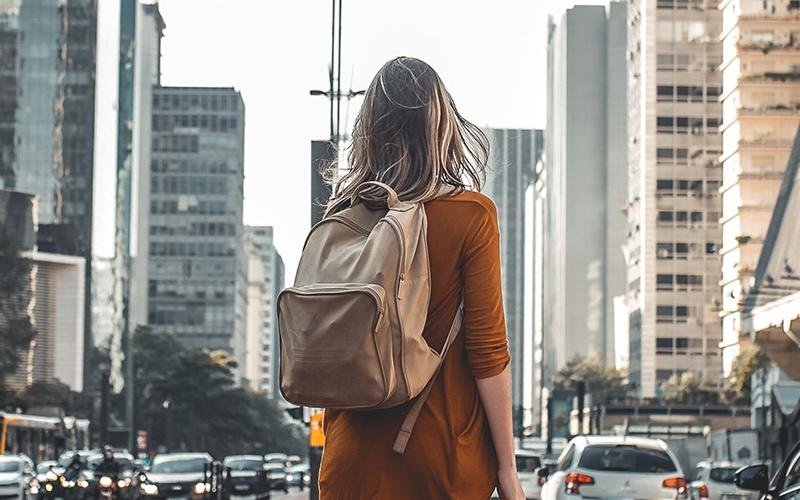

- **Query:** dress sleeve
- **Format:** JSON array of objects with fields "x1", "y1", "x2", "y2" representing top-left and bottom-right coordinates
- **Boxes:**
[{"x1": 460, "y1": 201, "x2": 511, "y2": 379}]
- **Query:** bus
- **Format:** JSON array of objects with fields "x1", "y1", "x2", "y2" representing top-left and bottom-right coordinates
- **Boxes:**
[{"x1": 0, "y1": 412, "x2": 90, "y2": 461}]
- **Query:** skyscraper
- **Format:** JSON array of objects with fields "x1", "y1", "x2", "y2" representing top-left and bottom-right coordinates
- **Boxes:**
[
  {"x1": 483, "y1": 127, "x2": 542, "y2": 435},
  {"x1": 718, "y1": 0, "x2": 800, "y2": 373},
  {"x1": 627, "y1": 0, "x2": 724, "y2": 397},
  {"x1": 245, "y1": 226, "x2": 285, "y2": 398},
  {"x1": 147, "y1": 86, "x2": 247, "y2": 374},
  {"x1": 0, "y1": 0, "x2": 97, "y2": 387},
  {"x1": 539, "y1": 3, "x2": 628, "y2": 425}
]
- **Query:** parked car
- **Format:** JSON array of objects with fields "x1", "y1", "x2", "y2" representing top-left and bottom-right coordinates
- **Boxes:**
[
  {"x1": 688, "y1": 461, "x2": 757, "y2": 500},
  {"x1": 735, "y1": 440, "x2": 800, "y2": 499},
  {"x1": 223, "y1": 455, "x2": 270, "y2": 499},
  {"x1": 139, "y1": 452, "x2": 216, "y2": 498},
  {"x1": 538, "y1": 435, "x2": 688, "y2": 500},
  {"x1": 0, "y1": 454, "x2": 34, "y2": 498},
  {"x1": 284, "y1": 463, "x2": 310, "y2": 490}
]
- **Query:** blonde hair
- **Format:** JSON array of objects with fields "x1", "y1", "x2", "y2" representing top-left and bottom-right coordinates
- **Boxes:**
[{"x1": 324, "y1": 57, "x2": 489, "y2": 215}]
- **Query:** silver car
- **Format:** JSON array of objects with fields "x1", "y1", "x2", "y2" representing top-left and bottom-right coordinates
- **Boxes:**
[
  {"x1": 0, "y1": 454, "x2": 34, "y2": 499},
  {"x1": 688, "y1": 461, "x2": 757, "y2": 500},
  {"x1": 539, "y1": 435, "x2": 688, "y2": 500}
]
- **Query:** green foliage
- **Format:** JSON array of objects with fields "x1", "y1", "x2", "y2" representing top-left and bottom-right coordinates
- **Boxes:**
[
  {"x1": 660, "y1": 372, "x2": 722, "y2": 405},
  {"x1": 0, "y1": 236, "x2": 35, "y2": 384},
  {"x1": 723, "y1": 345, "x2": 771, "y2": 404},
  {"x1": 554, "y1": 354, "x2": 629, "y2": 404},
  {"x1": 133, "y1": 328, "x2": 307, "y2": 458},
  {"x1": 15, "y1": 380, "x2": 92, "y2": 418}
]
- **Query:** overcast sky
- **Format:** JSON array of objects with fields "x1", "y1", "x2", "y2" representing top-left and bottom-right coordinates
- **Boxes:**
[{"x1": 96, "y1": 0, "x2": 608, "y2": 277}]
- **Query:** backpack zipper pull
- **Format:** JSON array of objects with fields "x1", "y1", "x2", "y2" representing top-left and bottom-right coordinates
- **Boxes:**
[{"x1": 397, "y1": 273, "x2": 405, "y2": 300}]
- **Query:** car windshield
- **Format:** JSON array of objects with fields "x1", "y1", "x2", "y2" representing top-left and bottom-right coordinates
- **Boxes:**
[
  {"x1": 578, "y1": 445, "x2": 677, "y2": 473},
  {"x1": 710, "y1": 467, "x2": 737, "y2": 483},
  {"x1": 226, "y1": 459, "x2": 262, "y2": 472},
  {"x1": 151, "y1": 458, "x2": 207, "y2": 474},
  {"x1": 288, "y1": 464, "x2": 308, "y2": 472},
  {"x1": 87, "y1": 456, "x2": 134, "y2": 472},
  {"x1": 0, "y1": 461, "x2": 19, "y2": 473},
  {"x1": 516, "y1": 456, "x2": 541, "y2": 472},
  {"x1": 37, "y1": 463, "x2": 53, "y2": 474}
]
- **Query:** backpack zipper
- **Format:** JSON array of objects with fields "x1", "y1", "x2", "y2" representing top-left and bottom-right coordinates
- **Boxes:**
[
  {"x1": 385, "y1": 216, "x2": 407, "y2": 300},
  {"x1": 280, "y1": 284, "x2": 385, "y2": 333}
]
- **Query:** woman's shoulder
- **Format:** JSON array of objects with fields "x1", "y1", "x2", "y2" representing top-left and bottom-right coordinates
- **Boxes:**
[{"x1": 433, "y1": 189, "x2": 498, "y2": 217}]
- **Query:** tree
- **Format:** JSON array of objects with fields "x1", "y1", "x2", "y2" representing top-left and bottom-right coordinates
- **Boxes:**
[
  {"x1": 554, "y1": 354, "x2": 629, "y2": 404},
  {"x1": 723, "y1": 345, "x2": 771, "y2": 405},
  {"x1": 0, "y1": 235, "x2": 35, "y2": 387},
  {"x1": 132, "y1": 329, "x2": 306, "y2": 457},
  {"x1": 660, "y1": 372, "x2": 721, "y2": 405},
  {"x1": 14, "y1": 380, "x2": 92, "y2": 418}
]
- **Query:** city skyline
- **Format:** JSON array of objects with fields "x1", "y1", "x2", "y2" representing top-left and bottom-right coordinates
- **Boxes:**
[{"x1": 94, "y1": 0, "x2": 609, "y2": 278}]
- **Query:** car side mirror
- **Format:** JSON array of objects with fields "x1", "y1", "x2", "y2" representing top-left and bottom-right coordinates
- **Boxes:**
[
  {"x1": 735, "y1": 464, "x2": 769, "y2": 493},
  {"x1": 536, "y1": 466, "x2": 550, "y2": 486}
]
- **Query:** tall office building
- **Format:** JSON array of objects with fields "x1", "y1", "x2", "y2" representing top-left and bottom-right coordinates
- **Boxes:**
[
  {"x1": 718, "y1": 0, "x2": 800, "y2": 373},
  {"x1": 483, "y1": 128, "x2": 542, "y2": 435},
  {"x1": 627, "y1": 0, "x2": 724, "y2": 397},
  {"x1": 147, "y1": 86, "x2": 247, "y2": 374},
  {"x1": 0, "y1": 0, "x2": 97, "y2": 387},
  {"x1": 538, "y1": 3, "x2": 628, "y2": 427},
  {"x1": 245, "y1": 226, "x2": 285, "y2": 398}
]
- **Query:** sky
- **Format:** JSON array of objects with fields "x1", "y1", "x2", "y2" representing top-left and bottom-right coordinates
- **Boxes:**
[{"x1": 96, "y1": 0, "x2": 608, "y2": 277}]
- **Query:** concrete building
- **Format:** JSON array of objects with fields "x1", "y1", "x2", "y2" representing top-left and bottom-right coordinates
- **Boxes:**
[
  {"x1": 245, "y1": 226, "x2": 285, "y2": 399},
  {"x1": 537, "y1": 3, "x2": 628, "y2": 428},
  {"x1": 244, "y1": 236, "x2": 266, "y2": 391},
  {"x1": 147, "y1": 86, "x2": 247, "y2": 374},
  {"x1": 627, "y1": 0, "x2": 724, "y2": 397},
  {"x1": 0, "y1": 0, "x2": 97, "y2": 388},
  {"x1": 1, "y1": 191, "x2": 85, "y2": 392},
  {"x1": 484, "y1": 128, "x2": 543, "y2": 435},
  {"x1": 718, "y1": 0, "x2": 800, "y2": 374}
]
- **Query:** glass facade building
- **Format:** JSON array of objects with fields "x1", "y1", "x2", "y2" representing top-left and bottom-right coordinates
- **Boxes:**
[
  {"x1": 147, "y1": 86, "x2": 247, "y2": 376},
  {"x1": 483, "y1": 127, "x2": 543, "y2": 436},
  {"x1": 0, "y1": 0, "x2": 97, "y2": 387}
]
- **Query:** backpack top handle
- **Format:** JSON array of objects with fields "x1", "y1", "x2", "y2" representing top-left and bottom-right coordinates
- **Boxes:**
[{"x1": 351, "y1": 181, "x2": 400, "y2": 209}]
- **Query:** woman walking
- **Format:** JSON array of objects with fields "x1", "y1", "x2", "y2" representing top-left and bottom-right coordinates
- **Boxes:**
[{"x1": 318, "y1": 57, "x2": 524, "y2": 500}]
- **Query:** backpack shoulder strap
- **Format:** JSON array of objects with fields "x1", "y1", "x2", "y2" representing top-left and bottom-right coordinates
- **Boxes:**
[{"x1": 392, "y1": 301, "x2": 464, "y2": 454}]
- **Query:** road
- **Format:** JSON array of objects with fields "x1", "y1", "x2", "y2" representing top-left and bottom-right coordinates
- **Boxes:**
[{"x1": 271, "y1": 487, "x2": 310, "y2": 500}]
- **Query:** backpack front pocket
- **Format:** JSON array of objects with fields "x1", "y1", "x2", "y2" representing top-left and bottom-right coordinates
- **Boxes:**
[{"x1": 278, "y1": 283, "x2": 393, "y2": 409}]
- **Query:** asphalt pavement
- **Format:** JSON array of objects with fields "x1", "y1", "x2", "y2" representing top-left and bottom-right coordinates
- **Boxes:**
[{"x1": 271, "y1": 487, "x2": 310, "y2": 500}]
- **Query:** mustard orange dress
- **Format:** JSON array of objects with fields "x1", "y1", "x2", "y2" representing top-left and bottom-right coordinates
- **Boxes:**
[{"x1": 319, "y1": 191, "x2": 511, "y2": 500}]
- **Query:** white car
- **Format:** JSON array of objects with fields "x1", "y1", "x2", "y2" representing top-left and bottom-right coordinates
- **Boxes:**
[
  {"x1": 492, "y1": 449, "x2": 545, "y2": 499},
  {"x1": 688, "y1": 461, "x2": 757, "y2": 500},
  {"x1": 539, "y1": 436, "x2": 688, "y2": 500},
  {"x1": 0, "y1": 454, "x2": 34, "y2": 498}
]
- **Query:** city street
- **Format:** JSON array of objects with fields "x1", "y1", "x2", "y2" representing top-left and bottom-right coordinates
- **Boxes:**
[{"x1": 272, "y1": 488, "x2": 310, "y2": 500}]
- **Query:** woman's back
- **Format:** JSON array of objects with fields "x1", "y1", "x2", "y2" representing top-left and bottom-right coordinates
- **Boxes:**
[{"x1": 319, "y1": 190, "x2": 510, "y2": 499}]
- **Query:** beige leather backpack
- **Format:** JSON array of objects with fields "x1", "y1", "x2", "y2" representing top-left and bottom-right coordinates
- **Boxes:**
[{"x1": 278, "y1": 181, "x2": 462, "y2": 453}]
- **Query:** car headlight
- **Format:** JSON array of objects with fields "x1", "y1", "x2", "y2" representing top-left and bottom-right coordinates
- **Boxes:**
[
  {"x1": 194, "y1": 482, "x2": 206, "y2": 495},
  {"x1": 117, "y1": 478, "x2": 130, "y2": 488},
  {"x1": 62, "y1": 480, "x2": 75, "y2": 488},
  {"x1": 286, "y1": 474, "x2": 294, "y2": 482},
  {"x1": 141, "y1": 483, "x2": 158, "y2": 495},
  {"x1": 77, "y1": 479, "x2": 89, "y2": 488},
  {"x1": 44, "y1": 483, "x2": 54, "y2": 492},
  {"x1": 46, "y1": 471, "x2": 58, "y2": 481},
  {"x1": 304, "y1": 473, "x2": 310, "y2": 482},
  {"x1": 98, "y1": 476, "x2": 113, "y2": 488}
]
